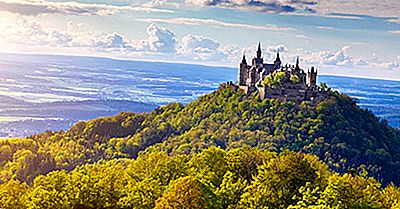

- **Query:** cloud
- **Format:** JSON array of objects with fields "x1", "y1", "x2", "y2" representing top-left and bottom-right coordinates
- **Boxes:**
[
  {"x1": 0, "y1": 15, "x2": 179, "y2": 54},
  {"x1": 137, "y1": 17, "x2": 296, "y2": 31},
  {"x1": 0, "y1": 14, "x2": 136, "y2": 52},
  {"x1": 316, "y1": 26, "x2": 334, "y2": 30},
  {"x1": 139, "y1": 24, "x2": 178, "y2": 53},
  {"x1": 387, "y1": 18, "x2": 400, "y2": 24},
  {"x1": 47, "y1": 30, "x2": 74, "y2": 47},
  {"x1": 88, "y1": 33, "x2": 133, "y2": 51},
  {"x1": 180, "y1": 35, "x2": 220, "y2": 52},
  {"x1": 184, "y1": 0, "x2": 400, "y2": 24},
  {"x1": 185, "y1": 0, "x2": 317, "y2": 13},
  {"x1": 0, "y1": 0, "x2": 173, "y2": 16},
  {"x1": 1, "y1": 15, "x2": 399, "y2": 76},
  {"x1": 314, "y1": 0, "x2": 400, "y2": 21},
  {"x1": 178, "y1": 35, "x2": 227, "y2": 60},
  {"x1": 389, "y1": 30, "x2": 400, "y2": 35},
  {"x1": 266, "y1": 44, "x2": 287, "y2": 53},
  {"x1": 295, "y1": 34, "x2": 307, "y2": 38},
  {"x1": 289, "y1": 46, "x2": 366, "y2": 67}
]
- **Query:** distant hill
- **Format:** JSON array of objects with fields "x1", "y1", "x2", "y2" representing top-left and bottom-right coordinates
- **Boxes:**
[{"x1": 1, "y1": 83, "x2": 399, "y2": 187}]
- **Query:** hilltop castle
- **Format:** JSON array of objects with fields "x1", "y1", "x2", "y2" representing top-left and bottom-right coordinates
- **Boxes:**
[{"x1": 238, "y1": 43, "x2": 328, "y2": 102}]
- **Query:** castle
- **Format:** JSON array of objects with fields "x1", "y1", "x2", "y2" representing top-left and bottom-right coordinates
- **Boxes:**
[{"x1": 238, "y1": 43, "x2": 328, "y2": 102}]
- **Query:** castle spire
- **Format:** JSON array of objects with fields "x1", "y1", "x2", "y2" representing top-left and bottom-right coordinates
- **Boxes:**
[
  {"x1": 275, "y1": 49, "x2": 281, "y2": 62},
  {"x1": 273, "y1": 49, "x2": 281, "y2": 69},
  {"x1": 256, "y1": 42, "x2": 262, "y2": 59},
  {"x1": 241, "y1": 53, "x2": 247, "y2": 65}
]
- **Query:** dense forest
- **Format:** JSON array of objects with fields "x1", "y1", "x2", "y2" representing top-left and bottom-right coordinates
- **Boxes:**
[
  {"x1": 1, "y1": 147, "x2": 400, "y2": 209},
  {"x1": 1, "y1": 83, "x2": 400, "y2": 208}
]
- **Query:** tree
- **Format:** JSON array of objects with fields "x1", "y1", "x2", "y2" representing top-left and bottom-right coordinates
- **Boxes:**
[
  {"x1": 290, "y1": 74, "x2": 300, "y2": 83},
  {"x1": 188, "y1": 146, "x2": 228, "y2": 187},
  {"x1": 225, "y1": 148, "x2": 275, "y2": 182},
  {"x1": 0, "y1": 180, "x2": 28, "y2": 209},
  {"x1": 154, "y1": 176, "x2": 217, "y2": 209},
  {"x1": 238, "y1": 151, "x2": 329, "y2": 209},
  {"x1": 28, "y1": 171, "x2": 72, "y2": 209},
  {"x1": 118, "y1": 178, "x2": 163, "y2": 209},
  {"x1": 262, "y1": 72, "x2": 286, "y2": 87},
  {"x1": 320, "y1": 82, "x2": 328, "y2": 91},
  {"x1": 215, "y1": 171, "x2": 247, "y2": 208}
]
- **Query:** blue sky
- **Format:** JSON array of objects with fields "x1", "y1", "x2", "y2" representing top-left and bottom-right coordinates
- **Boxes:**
[{"x1": 0, "y1": 0, "x2": 399, "y2": 79}]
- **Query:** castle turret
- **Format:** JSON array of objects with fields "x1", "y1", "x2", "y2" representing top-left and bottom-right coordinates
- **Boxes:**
[
  {"x1": 246, "y1": 67, "x2": 257, "y2": 87},
  {"x1": 257, "y1": 42, "x2": 262, "y2": 59},
  {"x1": 307, "y1": 66, "x2": 317, "y2": 86},
  {"x1": 253, "y1": 42, "x2": 264, "y2": 66},
  {"x1": 241, "y1": 53, "x2": 247, "y2": 65},
  {"x1": 295, "y1": 57, "x2": 300, "y2": 72},
  {"x1": 274, "y1": 50, "x2": 281, "y2": 69},
  {"x1": 239, "y1": 53, "x2": 248, "y2": 86}
]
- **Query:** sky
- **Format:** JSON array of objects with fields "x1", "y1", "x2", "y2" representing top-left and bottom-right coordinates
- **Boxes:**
[{"x1": 0, "y1": 0, "x2": 399, "y2": 80}]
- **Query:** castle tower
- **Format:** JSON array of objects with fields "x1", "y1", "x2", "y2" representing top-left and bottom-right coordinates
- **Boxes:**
[
  {"x1": 246, "y1": 67, "x2": 257, "y2": 87},
  {"x1": 253, "y1": 42, "x2": 264, "y2": 66},
  {"x1": 295, "y1": 57, "x2": 301, "y2": 72},
  {"x1": 274, "y1": 50, "x2": 281, "y2": 69},
  {"x1": 257, "y1": 42, "x2": 262, "y2": 59},
  {"x1": 307, "y1": 66, "x2": 317, "y2": 86},
  {"x1": 239, "y1": 53, "x2": 248, "y2": 86}
]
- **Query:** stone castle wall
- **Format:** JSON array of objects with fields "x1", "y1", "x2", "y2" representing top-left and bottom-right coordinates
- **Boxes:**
[{"x1": 240, "y1": 84, "x2": 330, "y2": 103}]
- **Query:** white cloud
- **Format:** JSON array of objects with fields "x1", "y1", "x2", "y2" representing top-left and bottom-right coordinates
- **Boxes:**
[
  {"x1": 178, "y1": 34, "x2": 227, "y2": 61},
  {"x1": 0, "y1": 14, "x2": 184, "y2": 54},
  {"x1": 387, "y1": 18, "x2": 400, "y2": 24},
  {"x1": 137, "y1": 17, "x2": 296, "y2": 31},
  {"x1": 295, "y1": 34, "x2": 307, "y2": 39},
  {"x1": 289, "y1": 46, "x2": 365, "y2": 67},
  {"x1": 266, "y1": 44, "x2": 287, "y2": 53},
  {"x1": 0, "y1": 0, "x2": 173, "y2": 16},
  {"x1": 89, "y1": 33, "x2": 133, "y2": 51},
  {"x1": 389, "y1": 30, "x2": 400, "y2": 35},
  {"x1": 316, "y1": 26, "x2": 334, "y2": 30},
  {"x1": 139, "y1": 24, "x2": 178, "y2": 53},
  {"x1": 180, "y1": 35, "x2": 220, "y2": 52},
  {"x1": 0, "y1": 14, "x2": 136, "y2": 52},
  {"x1": 1, "y1": 15, "x2": 399, "y2": 78},
  {"x1": 47, "y1": 30, "x2": 74, "y2": 47}
]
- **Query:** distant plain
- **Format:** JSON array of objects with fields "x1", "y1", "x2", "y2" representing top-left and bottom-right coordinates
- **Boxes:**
[{"x1": 0, "y1": 53, "x2": 399, "y2": 137}]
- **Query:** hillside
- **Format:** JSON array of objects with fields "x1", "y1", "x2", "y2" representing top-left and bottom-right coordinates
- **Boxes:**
[{"x1": 1, "y1": 83, "x2": 400, "y2": 187}]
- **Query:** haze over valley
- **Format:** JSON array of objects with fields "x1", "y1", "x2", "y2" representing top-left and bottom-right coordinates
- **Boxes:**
[{"x1": 0, "y1": 53, "x2": 399, "y2": 138}]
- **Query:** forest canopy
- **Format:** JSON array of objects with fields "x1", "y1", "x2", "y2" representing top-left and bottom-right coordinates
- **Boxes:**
[{"x1": 1, "y1": 147, "x2": 400, "y2": 209}]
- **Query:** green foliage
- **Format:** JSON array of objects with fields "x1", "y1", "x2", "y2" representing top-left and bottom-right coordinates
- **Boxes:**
[
  {"x1": 1, "y1": 84, "x2": 400, "y2": 187},
  {"x1": 0, "y1": 147, "x2": 399, "y2": 208},
  {"x1": 320, "y1": 82, "x2": 329, "y2": 91},
  {"x1": 155, "y1": 176, "x2": 217, "y2": 209},
  {"x1": 0, "y1": 180, "x2": 28, "y2": 209},
  {"x1": 291, "y1": 74, "x2": 300, "y2": 83},
  {"x1": 188, "y1": 146, "x2": 228, "y2": 187},
  {"x1": 215, "y1": 171, "x2": 247, "y2": 208},
  {"x1": 1, "y1": 82, "x2": 400, "y2": 207},
  {"x1": 238, "y1": 151, "x2": 329, "y2": 209},
  {"x1": 262, "y1": 71, "x2": 286, "y2": 87}
]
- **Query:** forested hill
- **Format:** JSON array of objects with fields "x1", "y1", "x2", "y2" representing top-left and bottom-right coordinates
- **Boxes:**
[{"x1": 1, "y1": 83, "x2": 400, "y2": 187}]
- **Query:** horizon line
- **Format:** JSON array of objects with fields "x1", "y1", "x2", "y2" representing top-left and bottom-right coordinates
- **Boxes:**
[{"x1": 1, "y1": 51, "x2": 400, "y2": 83}]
